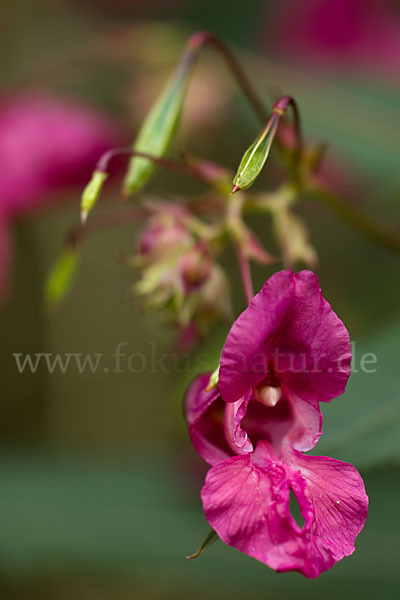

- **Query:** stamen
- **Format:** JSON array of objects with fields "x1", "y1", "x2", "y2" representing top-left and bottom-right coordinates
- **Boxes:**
[{"x1": 254, "y1": 385, "x2": 281, "y2": 407}]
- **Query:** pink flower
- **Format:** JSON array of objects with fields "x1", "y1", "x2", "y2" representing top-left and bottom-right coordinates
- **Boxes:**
[
  {"x1": 185, "y1": 270, "x2": 368, "y2": 578},
  {"x1": 0, "y1": 92, "x2": 119, "y2": 304},
  {"x1": 267, "y1": 0, "x2": 400, "y2": 80}
]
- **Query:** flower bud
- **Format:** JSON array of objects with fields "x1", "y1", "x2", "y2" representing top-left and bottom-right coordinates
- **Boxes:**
[
  {"x1": 123, "y1": 49, "x2": 196, "y2": 195},
  {"x1": 132, "y1": 206, "x2": 231, "y2": 345},
  {"x1": 180, "y1": 246, "x2": 212, "y2": 292},
  {"x1": 138, "y1": 204, "x2": 191, "y2": 261},
  {"x1": 232, "y1": 111, "x2": 280, "y2": 193},
  {"x1": 80, "y1": 170, "x2": 108, "y2": 223},
  {"x1": 45, "y1": 246, "x2": 79, "y2": 309},
  {"x1": 178, "y1": 262, "x2": 232, "y2": 335}
]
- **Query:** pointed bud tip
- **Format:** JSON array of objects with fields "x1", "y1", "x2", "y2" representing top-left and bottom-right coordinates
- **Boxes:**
[
  {"x1": 231, "y1": 184, "x2": 240, "y2": 194},
  {"x1": 80, "y1": 211, "x2": 88, "y2": 225}
]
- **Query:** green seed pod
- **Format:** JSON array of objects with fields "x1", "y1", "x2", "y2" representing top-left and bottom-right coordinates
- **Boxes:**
[
  {"x1": 123, "y1": 50, "x2": 197, "y2": 195},
  {"x1": 80, "y1": 170, "x2": 108, "y2": 223},
  {"x1": 232, "y1": 112, "x2": 280, "y2": 193},
  {"x1": 45, "y1": 247, "x2": 79, "y2": 309}
]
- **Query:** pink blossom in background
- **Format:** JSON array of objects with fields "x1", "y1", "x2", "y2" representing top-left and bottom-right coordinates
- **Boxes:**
[
  {"x1": 266, "y1": 0, "x2": 400, "y2": 78},
  {"x1": 0, "y1": 92, "x2": 119, "y2": 305},
  {"x1": 0, "y1": 217, "x2": 11, "y2": 305},
  {"x1": 185, "y1": 270, "x2": 368, "y2": 577}
]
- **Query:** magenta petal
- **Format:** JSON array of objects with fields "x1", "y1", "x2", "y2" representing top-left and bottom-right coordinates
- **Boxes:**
[
  {"x1": 284, "y1": 391, "x2": 322, "y2": 452},
  {"x1": 223, "y1": 392, "x2": 253, "y2": 454},
  {"x1": 220, "y1": 270, "x2": 294, "y2": 403},
  {"x1": 219, "y1": 270, "x2": 351, "y2": 405},
  {"x1": 184, "y1": 373, "x2": 231, "y2": 466},
  {"x1": 293, "y1": 451, "x2": 368, "y2": 577},
  {"x1": 201, "y1": 446, "x2": 305, "y2": 574},
  {"x1": 275, "y1": 270, "x2": 351, "y2": 403},
  {"x1": 202, "y1": 441, "x2": 368, "y2": 578}
]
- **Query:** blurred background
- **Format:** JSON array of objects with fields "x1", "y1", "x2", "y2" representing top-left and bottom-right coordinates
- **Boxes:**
[{"x1": 1, "y1": 0, "x2": 400, "y2": 598}]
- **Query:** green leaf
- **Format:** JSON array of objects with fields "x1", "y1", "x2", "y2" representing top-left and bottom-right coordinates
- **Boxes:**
[
  {"x1": 44, "y1": 247, "x2": 79, "y2": 309},
  {"x1": 123, "y1": 52, "x2": 195, "y2": 195},
  {"x1": 232, "y1": 113, "x2": 280, "y2": 192},
  {"x1": 80, "y1": 170, "x2": 108, "y2": 223}
]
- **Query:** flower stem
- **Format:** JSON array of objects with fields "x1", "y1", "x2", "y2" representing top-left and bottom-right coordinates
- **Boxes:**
[
  {"x1": 272, "y1": 96, "x2": 303, "y2": 180},
  {"x1": 188, "y1": 33, "x2": 303, "y2": 173},
  {"x1": 236, "y1": 243, "x2": 254, "y2": 304},
  {"x1": 96, "y1": 147, "x2": 214, "y2": 187},
  {"x1": 187, "y1": 31, "x2": 268, "y2": 124}
]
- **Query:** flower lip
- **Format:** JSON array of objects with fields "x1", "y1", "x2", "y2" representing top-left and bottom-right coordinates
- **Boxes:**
[{"x1": 201, "y1": 441, "x2": 368, "y2": 578}]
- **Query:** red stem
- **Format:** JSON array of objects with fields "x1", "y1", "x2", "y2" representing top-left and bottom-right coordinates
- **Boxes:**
[
  {"x1": 187, "y1": 31, "x2": 268, "y2": 124},
  {"x1": 235, "y1": 244, "x2": 253, "y2": 304},
  {"x1": 96, "y1": 147, "x2": 212, "y2": 187}
]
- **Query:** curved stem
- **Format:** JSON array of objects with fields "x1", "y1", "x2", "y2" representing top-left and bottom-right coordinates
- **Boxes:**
[
  {"x1": 96, "y1": 147, "x2": 214, "y2": 187},
  {"x1": 287, "y1": 97, "x2": 302, "y2": 170},
  {"x1": 273, "y1": 96, "x2": 303, "y2": 176},
  {"x1": 236, "y1": 243, "x2": 254, "y2": 304},
  {"x1": 188, "y1": 31, "x2": 268, "y2": 124}
]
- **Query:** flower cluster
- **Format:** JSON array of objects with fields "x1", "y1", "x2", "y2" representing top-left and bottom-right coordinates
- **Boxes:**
[
  {"x1": 185, "y1": 270, "x2": 368, "y2": 578},
  {"x1": 132, "y1": 203, "x2": 231, "y2": 347},
  {"x1": 48, "y1": 28, "x2": 400, "y2": 334}
]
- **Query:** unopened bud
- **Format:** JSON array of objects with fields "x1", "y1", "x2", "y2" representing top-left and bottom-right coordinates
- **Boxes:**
[
  {"x1": 123, "y1": 49, "x2": 196, "y2": 195},
  {"x1": 180, "y1": 247, "x2": 211, "y2": 291},
  {"x1": 232, "y1": 112, "x2": 280, "y2": 193},
  {"x1": 232, "y1": 96, "x2": 297, "y2": 193},
  {"x1": 80, "y1": 170, "x2": 108, "y2": 223},
  {"x1": 45, "y1": 246, "x2": 79, "y2": 309}
]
